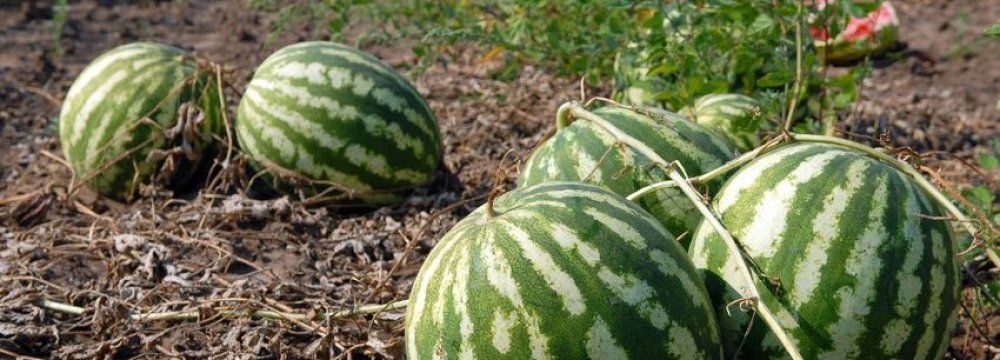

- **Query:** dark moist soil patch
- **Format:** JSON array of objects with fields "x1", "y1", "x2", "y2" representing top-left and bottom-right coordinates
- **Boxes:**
[{"x1": 1, "y1": 0, "x2": 999, "y2": 358}]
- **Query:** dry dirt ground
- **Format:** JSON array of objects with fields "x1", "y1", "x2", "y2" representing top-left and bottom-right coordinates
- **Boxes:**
[{"x1": 0, "y1": 0, "x2": 998, "y2": 359}]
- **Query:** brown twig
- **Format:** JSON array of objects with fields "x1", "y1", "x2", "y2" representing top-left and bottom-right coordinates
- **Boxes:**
[{"x1": 0, "y1": 346, "x2": 45, "y2": 360}]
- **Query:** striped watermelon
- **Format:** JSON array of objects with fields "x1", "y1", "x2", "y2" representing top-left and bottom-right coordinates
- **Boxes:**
[
  {"x1": 236, "y1": 41, "x2": 442, "y2": 204},
  {"x1": 406, "y1": 182, "x2": 723, "y2": 359},
  {"x1": 521, "y1": 106, "x2": 736, "y2": 245},
  {"x1": 689, "y1": 142, "x2": 960, "y2": 359},
  {"x1": 688, "y1": 93, "x2": 763, "y2": 151},
  {"x1": 59, "y1": 42, "x2": 222, "y2": 200}
]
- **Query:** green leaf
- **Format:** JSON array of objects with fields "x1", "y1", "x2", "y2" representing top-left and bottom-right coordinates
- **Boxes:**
[
  {"x1": 749, "y1": 13, "x2": 775, "y2": 35},
  {"x1": 962, "y1": 186, "x2": 995, "y2": 212},
  {"x1": 985, "y1": 280, "x2": 1000, "y2": 304},
  {"x1": 756, "y1": 70, "x2": 792, "y2": 88},
  {"x1": 985, "y1": 20, "x2": 1000, "y2": 37},
  {"x1": 647, "y1": 62, "x2": 679, "y2": 77},
  {"x1": 981, "y1": 152, "x2": 999, "y2": 170}
]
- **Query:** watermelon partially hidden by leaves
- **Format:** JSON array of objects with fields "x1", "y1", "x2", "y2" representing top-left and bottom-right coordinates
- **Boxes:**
[
  {"x1": 406, "y1": 182, "x2": 723, "y2": 359},
  {"x1": 689, "y1": 142, "x2": 959, "y2": 359},
  {"x1": 236, "y1": 41, "x2": 442, "y2": 204},
  {"x1": 59, "y1": 42, "x2": 222, "y2": 200},
  {"x1": 687, "y1": 93, "x2": 764, "y2": 151},
  {"x1": 521, "y1": 105, "x2": 736, "y2": 245}
]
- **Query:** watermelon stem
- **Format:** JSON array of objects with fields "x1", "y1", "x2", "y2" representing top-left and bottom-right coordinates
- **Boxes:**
[
  {"x1": 485, "y1": 192, "x2": 499, "y2": 220},
  {"x1": 556, "y1": 101, "x2": 576, "y2": 129},
  {"x1": 565, "y1": 102, "x2": 805, "y2": 360},
  {"x1": 485, "y1": 149, "x2": 519, "y2": 220}
]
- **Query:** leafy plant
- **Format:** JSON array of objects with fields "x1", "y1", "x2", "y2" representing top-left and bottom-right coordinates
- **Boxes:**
[
  {"x1": 962, "y1": 139, "x2": 1000, "y2": 215},
  {"x1": 986, "y1": 19, "x2": 1000, "y2": 37},
  {"x1": 248, "y1": 0, "x2": 333, "y2": 49},
  {"x1": 320, "y1": 0, "x2": 878, "y2": 142},
  {"x1": 615, "y1": 1, "x2": 805, "y2": 112},
  {"x1": 51, "y1": 0, "x2": 68, "y2": 58}
]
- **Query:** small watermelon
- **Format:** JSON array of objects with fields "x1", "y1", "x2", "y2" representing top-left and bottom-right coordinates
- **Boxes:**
[
  {"x1": 59, "y1": 42, "x2": 222, "y2": 200},
  {"x1": 236, "y1": 41, "x2": 442, "y2": 204}
]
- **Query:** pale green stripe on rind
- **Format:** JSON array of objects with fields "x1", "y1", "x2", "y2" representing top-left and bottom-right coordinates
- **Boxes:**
[
  {"x1": 689, "y1": 142, "x2": 959, "y2": 359},
  {"x1": 406, "y1": 182, "x2": 722, "y2": 359},
  {"x1": 236, "y1": 41, "x2": 442, "y2": 201},
  {"x1": 521, "y1": 105, "x2": 736, "y2": 245}
]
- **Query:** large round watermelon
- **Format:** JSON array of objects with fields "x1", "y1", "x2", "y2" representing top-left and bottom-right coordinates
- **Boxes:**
[
  {"x1": 689, "y1": 142, "x2": 960, "y2": 359},
  {"x1": 521, "y1": 106, "x2": 736, "y2": 246},
  {"x1": 59, "y1": 42, "x2": 222, "y2": 200},
  {"x1": 405, "y1": 182, "x2": 722, "y2": 359},
  {"x1": 236, "y1": 41, "x2": 442, "y2": 204}
]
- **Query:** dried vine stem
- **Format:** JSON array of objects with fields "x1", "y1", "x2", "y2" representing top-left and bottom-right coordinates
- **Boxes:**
[
  {"x1": 36, "y1": 298, "x2": 408, "y2": 323},
  {"x1": 559, "y1": 101, "x2": 804, "y2": 360},
  {"x1": 627, "y1": 135, "x2": 785, "y2": 202}
]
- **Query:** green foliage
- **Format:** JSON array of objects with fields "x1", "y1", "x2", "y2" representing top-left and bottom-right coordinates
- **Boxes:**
[
  {"x1": 248, "y1": 0, "x2": 333, "y2": 49},
  {"x1": 616, "y1": 1, "x2": 805, "y2": 112},
  {"x1": 967, "y1": 138, "x2": 1000, "y2": 305},
  {"x1": 51, "y1": 0, "x2": 68, "y2": 58},
  {"x1": 960, "y1": 139, "x2": 1000, "y2": 222},
  {"x1": 987, "y1": 20, "x2": 1000, "y2": 37},
  {"x1": 324, "y1": 0, "x2": 641, "y2": 81},
  {"x1": 317, "y1": 0, "x2": 871, "y2": 141}
]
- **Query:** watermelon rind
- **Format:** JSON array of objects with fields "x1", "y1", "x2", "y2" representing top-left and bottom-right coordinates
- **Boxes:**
[
  {"x1": 406, "y1": 181, "x2": 723, "y2": 359},
  {"x1": 689, "y1": 142, "x2": 960, "y2": 359}
]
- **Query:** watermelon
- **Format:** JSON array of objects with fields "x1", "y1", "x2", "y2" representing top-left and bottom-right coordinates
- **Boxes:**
[
  {"x1": 405, "y1": 182, "x2": 723, "y2": 359},
  {"x1": 236, "y1": 41, "x2": 442, "y2": 204},
  {"x1": 521, "y1": 105, "x2": 736, "y2": 245},
  {"x1": 688, "y1": 94, "x2": 763, "y2": 151},
  {"x1": 689, "y1": 142, "x2": 960, "y2": 359},
  {"x1": 59, "y1": 42, "x2": 222, "y2": 200}
]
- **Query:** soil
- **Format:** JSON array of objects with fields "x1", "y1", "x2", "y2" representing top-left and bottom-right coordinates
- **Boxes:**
[{"x1": 0, "y1": 0, "x2": 998, "y2": 358}]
